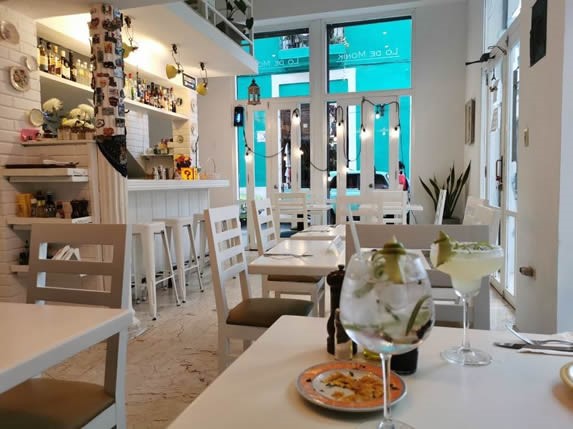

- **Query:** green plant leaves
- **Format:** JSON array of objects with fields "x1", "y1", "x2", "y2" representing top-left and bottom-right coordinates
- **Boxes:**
[{"x1": 419, "y1": 162, "x2": 471, "y2": 219}]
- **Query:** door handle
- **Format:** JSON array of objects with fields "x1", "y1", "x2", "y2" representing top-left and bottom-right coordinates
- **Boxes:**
[
  {"x1": 495, "y1": 157, "x2": 503, "y2": 190},
  {"x1": 369, "y1": 183, "x2": 373, "y2": 188},
  {"x1": 519, "y1": 266, "x2": 535, "y2": 278}
]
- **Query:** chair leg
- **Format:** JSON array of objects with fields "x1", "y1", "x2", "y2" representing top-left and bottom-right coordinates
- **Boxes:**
[
  {"x1": 141, "y1": 230, "x2": 158, "y2": 320},
  {"x1": 218, "y1": 333, "x2": 230, "y2": 374},
  {"x1": 198, "y1": 221, "x2": 207, "y2": 276},
  {"x1": 172, "y1": 225, "x2": 187, "y2": 303},
  {"x1": 160, "y1": 228, "x2": 180, "y2": 306},
  {"x1": 318, "y1": 289, "x2": 326, "y2": 317},
  {"x1": 186, "y1": 224, "x2": 204, "y2": 292},
  {"x1": 310, "y1": 290, "x2": 318, "y2": 317},
  {"x1": 132, "y1": 234, "x2": 142, "y2": 304}
]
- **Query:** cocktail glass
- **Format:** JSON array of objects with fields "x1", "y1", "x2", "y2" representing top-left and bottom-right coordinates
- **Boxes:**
[
  {"x1": 340, "y1": 242, "x2": 434, "y2": 429},
  {"x1": 430, "y1": 233, "x2": 504, "y2": 366}
]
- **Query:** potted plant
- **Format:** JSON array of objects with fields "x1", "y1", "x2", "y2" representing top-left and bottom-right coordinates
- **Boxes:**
[{"x1": 419, "y1": 162, "x2": 471, "y2": 223}]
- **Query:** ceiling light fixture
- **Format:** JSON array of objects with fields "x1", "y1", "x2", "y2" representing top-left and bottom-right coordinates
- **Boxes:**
[
  {"x1": 197, "y1": 62, "x2": 208, "y2": 96},
  {"x1": 166, "y1": 44, "x2": 184, "y2": 79}
]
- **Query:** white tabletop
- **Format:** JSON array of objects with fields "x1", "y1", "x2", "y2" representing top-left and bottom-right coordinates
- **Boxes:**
[
  {"x1": 169, "y1": 316, "x2": 573, "y2": 428},
  {"x1": 291, "y1": 225, "x2": 346, "y2": 241},
  {"x1": 0, "y1": 302, "x2": 131, "y2": 394},
  {"x1": 249, "y1": 239, "x2": 346, "y2": 277}
]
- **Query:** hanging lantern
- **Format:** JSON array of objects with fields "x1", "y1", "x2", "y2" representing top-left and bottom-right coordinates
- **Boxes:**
[{"x1": 248, "y1": 79, "x2": 260, "y2": 105}]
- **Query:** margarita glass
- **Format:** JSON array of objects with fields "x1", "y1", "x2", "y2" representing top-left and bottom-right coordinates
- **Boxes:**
[
  {"x1": 340, "y1": 240, "x2": 434, "y2": 429},
  {"x1": 430, "y1": 232, "x2": 504, "y2": 366}
]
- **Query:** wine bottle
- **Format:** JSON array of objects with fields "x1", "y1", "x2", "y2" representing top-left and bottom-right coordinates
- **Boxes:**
[{"x1": 38, "y1": 39, "x2": 48, "y2": 73}]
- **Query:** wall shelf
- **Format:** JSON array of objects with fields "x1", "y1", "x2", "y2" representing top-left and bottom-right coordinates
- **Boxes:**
[
  {"x1": 6, "y1": 216, "x2": 93, "y2": 231},
  {"x1": 141, "y1": 154, "x2": 174, "y2": 159},
  {"x1": 1, "y1": 167, "x2": 89, "y2": 183},
  {"x1": 10, "y1": 265, "x2": 29, "y2": 274},
  {"x1": 39, "y1": 73, "x2": 188, "y2": 121},
  {"x1": 21, "y1": 139, "x2": 95, "y2": 147}
]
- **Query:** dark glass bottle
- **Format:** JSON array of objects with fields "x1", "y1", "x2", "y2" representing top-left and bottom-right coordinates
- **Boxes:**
[
  {"x1": 391, "y1": 349, "x2": 419, "y2": 375},
  {"x1": 38, "y1": 39, "x2": 48, "y2": 73},
  {"x1": 45, "y1": 192, "x2": 56, "y2": 217}
]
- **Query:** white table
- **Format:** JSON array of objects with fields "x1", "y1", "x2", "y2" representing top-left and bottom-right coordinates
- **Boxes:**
[
  {"x1": 0, "y1": 302, "x2": 131, "y2": 394},
  {"x1": 248, "y1": 239, "x2": 346, "y2": 277},
  {"x1": 291, "y1": 224, "x2": 346, "y2": 241},
  {"x1": 169, "y1": 316, "x2": 573, "y2": 428}
]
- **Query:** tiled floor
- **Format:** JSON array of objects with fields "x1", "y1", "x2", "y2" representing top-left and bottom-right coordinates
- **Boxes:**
[{"x1": 45, "y1": 256, "x2": 515, "y2": 428}]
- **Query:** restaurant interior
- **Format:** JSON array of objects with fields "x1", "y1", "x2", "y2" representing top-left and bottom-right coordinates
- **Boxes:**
[{"x1": 0, "y1": 0, "x2": 572, "y2": 428}]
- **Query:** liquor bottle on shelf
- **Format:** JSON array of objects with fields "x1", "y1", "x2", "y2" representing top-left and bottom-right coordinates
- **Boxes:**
[
  {"x1": 144, "y1": 84, "x2": 150, "y2": 105},
  {"x1": 61, "y1": 50, "x2": 70, "y2": 80},
  {"x1": 45, "y1": 192, "x2": 56, "y2": 217},
  {"x1": 47, "y1": 42, "x2": 55, "y2": 74},
  {"x1": 75, "y1": 59, "x2": 83, "y2": 84},
  {"x1": 38, "y1": 39, "x2": 48, "y2": 73},
  {"x1": 125, "y1": 73, "x2": 132, "y2": 99},
  {"x1": 136, "y1": 72, "x2": 141, "y2": 101},
  {"x1": 53, "y1": 45, "x2": 61, "y2": 76},
  {"x1": 70, "y1": 52, "x2": 77, "y2": 82}
]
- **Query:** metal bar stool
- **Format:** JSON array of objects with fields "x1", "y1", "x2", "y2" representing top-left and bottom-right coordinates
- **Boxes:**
[
  {"x1": 154, "y1": 217, "x2": 205, "y2": 303},
  {"x1": 193, "y1": 212, "x2": 209, "y2": 276},
  {"x1": 132, "y1": 222, "x2": 178, "y2": 320}
]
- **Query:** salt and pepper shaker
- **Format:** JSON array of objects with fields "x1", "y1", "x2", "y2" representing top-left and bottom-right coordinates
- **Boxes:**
[
  {"x1": 326, "y1": 265, "x2": 357, "y2": 356},
  {"x1": 334, "y1": 309, "x2": 353, "y2": 360}
]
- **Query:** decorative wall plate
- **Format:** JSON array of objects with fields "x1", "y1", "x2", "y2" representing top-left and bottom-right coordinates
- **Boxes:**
[
  {"x1": 0, "y1": 21, "x2": 19, "y2": 44},
  {"x1": 23, "y1": 55, "x2": 38, "y2": 72},
  {"x1": 28, "y1": 108, "x2": 44, "y2": 127},
  {"x1": 10, "y1": 66, "x2": 30, "y2": 92}
]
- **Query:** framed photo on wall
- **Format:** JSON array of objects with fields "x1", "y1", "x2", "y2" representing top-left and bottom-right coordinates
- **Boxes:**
[{"x1": 465, "y1": 98, "x2": 475, "y2": 144}]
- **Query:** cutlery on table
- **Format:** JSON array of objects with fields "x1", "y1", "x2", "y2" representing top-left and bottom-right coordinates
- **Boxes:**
[
  {"x1": 493, "y1": 342, "x2": 573, "y2": 352},
  {"x1": 505, "y1": 321, "x2": 573, "y2": 346}
]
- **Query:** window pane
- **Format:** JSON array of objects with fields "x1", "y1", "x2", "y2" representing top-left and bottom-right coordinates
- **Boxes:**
[
  {"x1": 327, "y1": 17, "x2": 412, "y2": 94},
  {"x1": 237, "y1": 30, "x2": 310, "y2": 100},
  {"x1": 507, "y1": 0, "x2": 521, "y2": 28}
]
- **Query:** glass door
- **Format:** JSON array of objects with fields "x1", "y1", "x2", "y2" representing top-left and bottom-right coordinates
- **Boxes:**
[
  {"x1": 484, "y1": 32, "x2": 519, "y2": 306},
  {"x1": 265, "y1": 102, "x2": 311, "y2": 195},
  {"x1": 329, "y1": 97, "x2": 400, "y2": 201}
]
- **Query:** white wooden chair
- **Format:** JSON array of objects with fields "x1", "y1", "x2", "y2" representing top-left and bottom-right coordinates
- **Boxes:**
[
  {"x1": 463, "y1": 197, "x2": 501, "y2": 244},
  {"x1": 335, "y1": 194, "x2": 383, "y2": 224},
  {"x1": 205, "y1": 205, "x2": 314, "y2": 372},
  {"x1": 346, "y1": 223, "x2": 491, "y2": 329},
  {"x1": 251, "y1": 199, "x2": 325, "y2": 316},
  {"x1": 434, "y1": 189, "x2": 447, "y2": 225},
  {"x1": 380, "y1": 190, "x2": 408, "y2": 224},
  {"x1": 270, "y1": 192, "x2": 309, "y2": 237},
  {"x1": 0, "y1": 224, "x2": 130, "y2": 429}
]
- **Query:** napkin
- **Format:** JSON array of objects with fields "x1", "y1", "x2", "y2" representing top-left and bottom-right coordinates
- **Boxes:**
[{"x1": 518, "y1": 332, "x2": 573, "y2": 357}]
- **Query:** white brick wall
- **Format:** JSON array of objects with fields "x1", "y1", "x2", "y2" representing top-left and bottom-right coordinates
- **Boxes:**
[{"x1": 0, "y1": 6, "x2": 42, "y2": 300}]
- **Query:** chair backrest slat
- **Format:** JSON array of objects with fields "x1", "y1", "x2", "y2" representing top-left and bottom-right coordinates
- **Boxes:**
[
  {"x1": 270, "y1": 192, "x2": 309, "y2": 231},
  {"x1": 462, "y1": 196, "x2": 501, "y2": 244},
  {"x1": 27, "y1": 224, "x2": 129, "y2": 310},
  {"x1": 252, "y1": 199, "x2": 279, "y2": 254}
]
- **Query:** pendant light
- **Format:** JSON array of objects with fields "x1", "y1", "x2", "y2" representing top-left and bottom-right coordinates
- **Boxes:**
[
  {"x1": 122, "y1": 16, "x2": 139, "y2": 58},
  {"x1": 197, "y1": 62, "x2": 208, "y2": 96},
  {"x1": 166, "y1": 44, "x2": 183, "y2": 79}
]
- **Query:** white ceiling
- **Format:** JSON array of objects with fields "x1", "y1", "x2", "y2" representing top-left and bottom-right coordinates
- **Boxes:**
[
  {"x1": 31, "y1": 2, "x2": 256, "y2": 80},
  {"x1": 0, "y1": 0, "x2": 177, "y2": 19}
]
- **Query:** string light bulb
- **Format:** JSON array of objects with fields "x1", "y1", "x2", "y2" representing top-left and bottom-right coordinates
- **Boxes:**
[{"x1": 375, "y1": 105, "x2": 381, "y2": 120}]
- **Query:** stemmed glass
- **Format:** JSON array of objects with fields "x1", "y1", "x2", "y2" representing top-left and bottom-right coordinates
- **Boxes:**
[
  {"x1": 430, "y1": 232, "x2": 504, "y2": 366},
  {"x1": 340, "y1": 241, "x2": 434, "y2": 429}
]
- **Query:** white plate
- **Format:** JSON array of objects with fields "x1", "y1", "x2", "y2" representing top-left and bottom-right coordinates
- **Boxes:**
[
  {"x1": 0, "y1": 21, "x2": 19, "y2": 44},
  {"x1": 24, "y1": 55, "x2": 38, "y2": 72},
  {"x1": 28, "y1": 109, "x2": 44, "y2": 127},
  {"x1": 296, "y1": 361, "x2": 406, "y2": 413},
  {"x1": 10, "y1": 66, "x2": 30, "y2": 92}
]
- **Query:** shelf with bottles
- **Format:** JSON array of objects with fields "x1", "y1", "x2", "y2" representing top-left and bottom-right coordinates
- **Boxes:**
[
  {"x1": 6, "y1": 216, "x2": 93, "y2": 230},
  {"x1": 39, "y1": 72, "x2": 188, "y2": 121},
  {"x1": 20, "y1": 139, "x2": 96, "y2": 147}
]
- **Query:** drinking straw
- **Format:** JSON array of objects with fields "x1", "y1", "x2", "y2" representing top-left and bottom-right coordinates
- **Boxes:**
[{"x1": 347, "y1": 204, "x2": 363, "y2": 260}]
